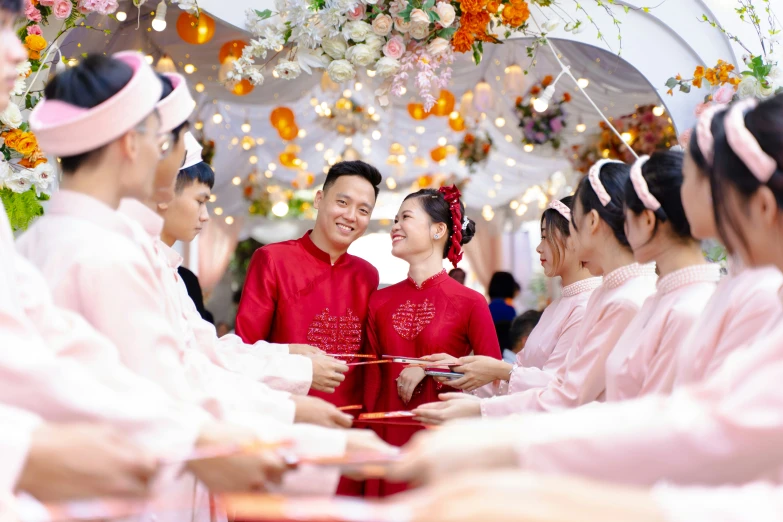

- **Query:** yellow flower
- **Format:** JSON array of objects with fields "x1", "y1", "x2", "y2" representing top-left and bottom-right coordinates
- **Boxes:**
[
  {"x1": 24, "y1": 34, "x2": 46, "y2": 52},
  {"x1": 704, "y1": 67, "x2": 718, "y2": 86},
  {"x1": 15, "y1": 132, "x2": 39, "y2": 157}
]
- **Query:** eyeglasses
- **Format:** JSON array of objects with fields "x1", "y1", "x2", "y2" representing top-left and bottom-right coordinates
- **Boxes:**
[{"x1": 134, "y1": 124, "x2": 173, "y2": 157}]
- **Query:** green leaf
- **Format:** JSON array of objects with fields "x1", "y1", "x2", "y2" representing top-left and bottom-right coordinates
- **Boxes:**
[
  {"x1": 623, "y1": 5, "x2": 629, "y2": 13},
  {"x1": 0, "y1": 187, "x2": 45, "y2": 232},
  {"x1": 399, "y1": 3, "x2": 414, "y2": 22},
  {"x1": 472, "y1": 44, "x2": 482, "y2": 65},
  {"x1": 255, "y1": 9, "x2": 274, "y2": 19},
  {"x1": 679, "y1": 83, "x2": 691, "y2": 93},
  {"x1": 428, "y1": 10, "x2": 440, "y2": 22},
  {"x1": 423, "y1": 0, "x2": 435, "y2": 9},
  {"x1": 665, "y1": 77, "x2": 678, "y2": 88},
  {"x1": 436, "y1": 27, "x2": 457, "y2": 39},
  {"x1": 19, "y1": 122, "x2": 29, "y2": 132}
]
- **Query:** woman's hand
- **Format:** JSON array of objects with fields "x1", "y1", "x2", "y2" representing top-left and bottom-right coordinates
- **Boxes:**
[
  {"x1": 397, "y1": 366, "x2": 426, "y2": 404},
  {"x1": 412, "y1": 396, "x2": 482, "y2": 425},
  {"x1": 422, "y1": 353, "x2": 461, "y2": 365},
  {"x1": 446, "y1": 356, "x2": 513, "y2": 392}
]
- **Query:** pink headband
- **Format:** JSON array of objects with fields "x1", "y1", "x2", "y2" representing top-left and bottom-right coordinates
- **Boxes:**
[
  {"x1": 696, "y1": 104, "x2": 722, "y2": 166},
  {"x1": 724, "y1": 98, "x2": 777, "y2": 183},
  {"x1": 30, "y1": 51, "x2": 162, "y2": 157},
  {"x1": 629, "y1": 155, "x2": 661, "y2": 211},
  {"x1": 588, "y1": 159, "x2": 624, "y2": 206},
  {"x1": 157, "y1": 73, "x2": 196, "y2": 133},
  {"x1": 182, "y1": 132, "x2": 204, "y2": 169},
  {"x1": 547, "y1": 199, "x2": 571, "y2": 220}
]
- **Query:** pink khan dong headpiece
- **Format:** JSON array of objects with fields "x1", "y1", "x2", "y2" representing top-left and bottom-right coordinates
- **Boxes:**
[
  {"x1": 547, "y1": 199, "x2": 571, "y2": 220},
  {"x1": 30, "y1": 51, "x2": 162, "y2": 157},
  {"x1": 724, "y1": 98, "x2": 777, "y2": 184},
  {"x1": 629, "y1": 155, "x2": 661, "y2": 211},
  {"x1": 588, "y1": 159, "x2": 624, "y2": 206},
  {"x1": 181, "y1": 132, "x2": 204, "y2": 169},
  {"x1": 696, "y1": 104, "x2": 723, "y2": 166},
  {"x1": 157, "y1": 73, "x2": 196, "y2": 133}
]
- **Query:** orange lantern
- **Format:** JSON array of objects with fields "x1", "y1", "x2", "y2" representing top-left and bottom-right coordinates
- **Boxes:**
[
  {"x1": 219, "y1": 40, "x2": 247, "y2": 64},
  {"x1": 278, "y1": 124, "x2": 299, "y2": 141},
  {"x1": 448, "y1": 114, "x2": 466, "y2": 132},
  {"x1": 176, "y1": 12, "x2": 216, "y2": 45},
  {"x1": 279, "y1": 151, "x2": 300, "y2": 168},
  {"x1": 407, "y1": 102, "x2": 430, "y2": 120},
  {"x1": 430, "y1": 146, "x2": 448, "y2": 162},
  {"x1": 431, "y1": 90, "x2": 456, "y2": 117},
  {"x1": 232, "y1": 79, "x2": 254, "y2": 96},
  {"x1": 270, "y1": 107, "x2": 295, "y2": 130}
]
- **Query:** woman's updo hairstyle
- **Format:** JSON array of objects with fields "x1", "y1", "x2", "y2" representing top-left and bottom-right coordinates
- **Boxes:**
[
  {"x1": 404, "y1": 188, "x2": 476, "y2": 261},
  {"x1": 572, "y1": 161, "x2": 632, "y2": 247},
  {"x1": 624, "y1": 150, "x2": 693, "y2": 240},
  {"x1": 44, "y1": 55, "x2": 134, "y2": 172},
  {"x1": 541, "y1": 195, "x2": 574, "y2": 270},
  {"x1": 710, "y1": 94, "x2": 783, "y2": 253}
]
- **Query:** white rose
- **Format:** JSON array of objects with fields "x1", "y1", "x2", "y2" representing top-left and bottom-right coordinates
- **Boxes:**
[
  {"x1": 274, "y1": 60, "x2": 302, "y2": 80},
  {"x1": 410, "y1": 21, "x2": 429, "y2": 40},
  {"x1": 427, "y1": 37, "x2": 449, "y2": 57},
  {"x1": 372, "y1": 13, "x2": 393, "y2": 36},
  {"x1": 434, "y1": 2, "x2": 455, "y2": 27},
  {"x1": 0, "y1": 103, "x2": 22, "y2": 129},
  {"x1": 345, "y1": 44, "x2": 378, "y2": 67},
  {"x1": 4, "y1": 172, "x2": 32, "y2": 194},
  {"x1": 410, "y1": 8, "x2": 429, "y2": 24},
  {"x1": 322, "y1": 37, "x2": 348, "y2": 59},
  {"x1": 736, "y1": 76, "x2": 759, "y2": 99},
  {"x1": 768, "y1": 65, "x2": 783, "y2": 90},
  {"x1": 344, "y1": 20, "x2": 373, "y2": 42},
  {"x1": 32, "y1": 162, "x2": 54, "y2": 193},
  {"x1": 364, "y1": 33, "x2": 385, "y2": 51},
  {"x1": 327, "y1": 59, "x2": 356, "y2": 83},
  {"x1": 375, "y1": 56, "x2": 401, "y2": 78},
  {"x1": 394, "y1": 17, "x2": 411, "y2": 33}
]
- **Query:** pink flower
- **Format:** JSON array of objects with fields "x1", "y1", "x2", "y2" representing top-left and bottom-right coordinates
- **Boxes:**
[
  {"x1": 347, "y1": 3, "x2": 366, "y2": 21},
  {"x1": 39, "y1": 0, "x2": 54, "y2": 5},
  {"x1": 24, "y1": 0, "x2": 42, "y2": 22},
  {"x1": 713, "y1": 83, "x2": 735, "y2": 105},
  {"x1": 27, "y1": 24, "x2": 42, "y2": 35},
  {"x1": 78, "y1": 0, "x2": 119, "y2": 15},
  {"x1": 53, "y1": 0, "x2": 73, "y2": 19},
  {"x1": 550, "y1": 117, "x2": 563, "y2": 133},
  {"x1": 383, "y1": 35, "x2": 405, "y2": 59}
]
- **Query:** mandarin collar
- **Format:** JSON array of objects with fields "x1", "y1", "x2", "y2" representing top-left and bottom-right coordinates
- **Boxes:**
[
  {"x1": 657, "y1": 264, "x2": 720, "y2": 295},
  {"x1": 407, "y1": 269, "x2": 448, "y2": 290},
  {"x1": 603, "y1": 263, "x2": 657, "y2": 289},
  {"x1": 118, "y1": 198, "x2": 164, "y2": 238},
  {"x1": 155, "y1": 238, "x2": 184, "y2": 269},
  {"x1": 300, "y1": 230, "x2": 347, "y2": 266},
  {"x1": 562, "y1": 276, "x2": 602, "y2": 297},
  {"x1": 47, "y1": 190, "x2": 134, "y2": 236}
]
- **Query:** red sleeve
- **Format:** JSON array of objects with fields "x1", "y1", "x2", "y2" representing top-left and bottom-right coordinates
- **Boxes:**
[
  {"x1": 362, "y1": 298, "x2": 383, "y2": 413},
  {"x1": 235, "y1": 248, "x2": 277, "y2": 344},
  {"x1": 468, "y1": 297, "x2": 502, "y2": 359}
]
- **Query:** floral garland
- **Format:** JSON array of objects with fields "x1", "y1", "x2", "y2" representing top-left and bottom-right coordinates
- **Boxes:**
[
  {"x1": 515, "y1": 75, "x2": 571, "y2": 149},
  {"x1": 232, "y1": 0, "x2": 637, "y2": 110},
  {"x1": 1, "y1": 0, "x2": 121, "y2": 230},
  {"x1": 458, "y1": 130, "x2": 492, "y2": 172},
  {"x1": 569, "y1": 104, "x2": 676, "y2": 173},
  {"x1": 666, "y1": 1, "x2": 781, "y2": 101}
]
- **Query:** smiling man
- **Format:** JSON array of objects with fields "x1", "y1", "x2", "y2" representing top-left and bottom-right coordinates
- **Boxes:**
[{"x1": 236, "y1": 161, "x2": 382, "y2": 410}]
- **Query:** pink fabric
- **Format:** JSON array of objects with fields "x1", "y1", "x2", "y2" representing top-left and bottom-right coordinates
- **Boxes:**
[
  {"x1": 696, "y1": 104, "x2": 722, "y2": 166},
  {"x1": 29, "y1": 52, "x2": 162, "y2": 156},
  {"x1": 481, "y1": 264, "x2": 657, "y2": 415},
  {"x1": 197, "y1": 216, "x2": 241, "y2": 294},
  {"x1": 547, "y1": 199, "x2": 571, "y2": 221},
  {"x1": 588, "y1": 160, "x2": 623, "y2": 206},
  {"x1": 604, "y1": 264, "x2": 720, "y2": 402},
  {"x1": 478, "y1": 277, "x2": 601, "y2": 411},
  {"x1": 461, "y1": 218, "x2": 503, "y2": 289},
  {"x1": 119, "y1": 196, "x2": 314, "y2": 395},
  {"x1": 182, "y1": 132, "x2": 203, "y2": 169},
  {"x1": 157, "y1": 73, "x2": 195, "y2": 133},
  {"x1": 673, "y1": 265, "x2": 783, "y2": 386},
  {"x1": 0, "y1": 405, "x2": 40, "y2": 494},
  {"x1": 653, "y1": 482, "x2": 783, "y2": 522},
  {"x1": 629, "y1": 155, "x2": 661, "y2": 211},
  {"x1": 723, "y1": 98, "x2": 777, "y2": 183}
]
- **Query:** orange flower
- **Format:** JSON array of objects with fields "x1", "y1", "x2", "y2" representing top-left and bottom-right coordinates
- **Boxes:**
[
  {"x1": 482, "y1": 143, "x2": 491, "y2": 154},
  {"x1": 501, "y1": 2, "x2": 530, "y2": 26},
  {"x1": 15, "y1": 132, "x2": 38, "y2": 156},
  {"x1": 530, "y1": 85, "x2": 541, "y2": 96},
  {"x1": 461, "y1": 11, "x2": 490, "y2": 32},
  {"x1": 460, "y1": 0, "x2": 488, "y2": 14},
  {"x1": 704, "y1": 67, "x2": 718, "y2": 86},
  {"x1": 675, "y1": 74, "x2": 682, "y2": 80},
  {"x1": 486, "y1": 0, "x2": 500, "y2": 13},
  {"x1": 515, "y1": 96, "x2": 523, "y2": 105},
  {"x1": 25, "y1": 34, "x2": 46, "y2": 52},
  {"x1": 2, "y1": 129, "x2": 22, "y2": 149},
  {"x1": 18, "y1": 157, "x2": 45, "y2": 168},
  {"x1": 29, "y1": 51, "x2": 40, "y2": 60},
  {"x1": 729, "y1": 76, "x2": 741, "y2": 87},
  {"x1": 451, "y1": 28, "x2": 475, "y2": 53},
  {"x1": 562, "y1": 91, "x2": 572, "y2": 102},
  {"x1": 541, "y1": 75, "x2": 554, "y2": 87},
  {"x1": 465, "y1": 133, "x2": 475, "y2": 144}
]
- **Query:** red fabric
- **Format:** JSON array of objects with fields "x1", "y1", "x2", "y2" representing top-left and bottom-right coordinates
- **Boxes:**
[
  {"x1": 236, "y1": 231, "x2": 379, "y2": 409},
  {"x1": 363, "y1": 271, "x2": 501, "y2": 497},
  {"x1": 438, "y1": 185, "x2": 464, "y2": 268}
]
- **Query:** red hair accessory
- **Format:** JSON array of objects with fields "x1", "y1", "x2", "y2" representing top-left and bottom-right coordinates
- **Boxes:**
[{"x1": 438, "y1": 184, "x2": 464, "y2": 268}]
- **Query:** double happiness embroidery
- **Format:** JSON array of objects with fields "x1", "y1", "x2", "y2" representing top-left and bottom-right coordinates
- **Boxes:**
[
  {"x1": 392, "y1": 299, "x2": 436, "y2": 340},
  {"x1": 307, "y1": 308, "x2": 362, "y2": 354}
]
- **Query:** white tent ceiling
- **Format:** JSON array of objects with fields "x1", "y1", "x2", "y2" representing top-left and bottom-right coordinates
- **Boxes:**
[{"x1": 63, "y1": 2, "x2": 661, "y2": 235}]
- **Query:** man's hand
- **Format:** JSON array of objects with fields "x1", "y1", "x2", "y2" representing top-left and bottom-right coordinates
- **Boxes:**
[
  {"x1": 17, "y1": 423, "x2": 158, "y2": 501},
  {"x1": 187, "y1": 422, "x2": 288, "y2": 492},
  {"x1": 292, "y1": 396, "x2": 353, "y2": 428},
  {"x1": 289, "y1": 344, "x2": 323, "y2": 356},
  {"x1": 310, "y1": 355, "x2": 349, "y2": 394}
]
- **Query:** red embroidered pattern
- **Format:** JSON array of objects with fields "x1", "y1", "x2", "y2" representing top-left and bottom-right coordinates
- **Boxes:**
[
  {"x1": 307, "y1": 308, "x2": 362, "y2": 354},
  {"x1": 392, "y1": 299, "x2": 436, "y2": 341}
]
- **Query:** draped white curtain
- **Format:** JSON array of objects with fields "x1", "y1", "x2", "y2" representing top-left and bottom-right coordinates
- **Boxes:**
[{"x1": 198, "y1": 216, "x2": 243, "y2": 294}]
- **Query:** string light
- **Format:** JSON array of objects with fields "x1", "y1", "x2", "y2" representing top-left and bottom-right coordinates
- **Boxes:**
[
  {"x1": 115, "y1": 10, "x2": 127, "y2": 21},
  {"x1": 151, "y1": 1, "x2": 167, "y2": 31},
  {"x1": 194, "y1": 83, "x2": 205, "y2": 93},
  {"x1": 495, "y1": 117, "x2": 506, "y2": 128},
  {"x1": 232, "y1": 176, "x2": 241, "y2": 185},
  {"x1": 225, "y1": 216, "x2": 234, "y2": 225},
  {"x1": 577, "y1": 77, "x2": 589, "y2": 89},
  {"x1": 214, "y1": 207, "x2": 223, "y2": 215},
  {"x1": 653, "y1": 105, "x2": 665, "y2": 117},
  {"x1": 184, "y1": 64, "x2": 196, "y2": 74}
]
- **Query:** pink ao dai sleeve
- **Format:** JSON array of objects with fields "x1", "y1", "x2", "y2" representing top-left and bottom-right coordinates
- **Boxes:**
[
  {"x1": 604, "y1": 265, "x2": 719, "y2": 401},
  {"x1": 0, "y1": 405, "x2": 40, "y2": 495},
  {"x1": 652, "y1": 482, "x2": 783, "y2": 522},
  {"x1": 481, "y1": 264, "x2": 657, "y2": 415}
]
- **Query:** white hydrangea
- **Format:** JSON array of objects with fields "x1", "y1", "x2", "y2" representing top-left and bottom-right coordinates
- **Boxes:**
[
  {"x1": 31, "y1": 162, "x2": 54, "y2": 195},
  {"x1": 4, "y1": 171, "x2": 33, "y2": 194}
]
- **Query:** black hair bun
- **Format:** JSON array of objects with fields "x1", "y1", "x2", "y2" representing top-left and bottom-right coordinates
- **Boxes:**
[{"x1": 461, "y1": 217, "x2": 476, "y2": 246}]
